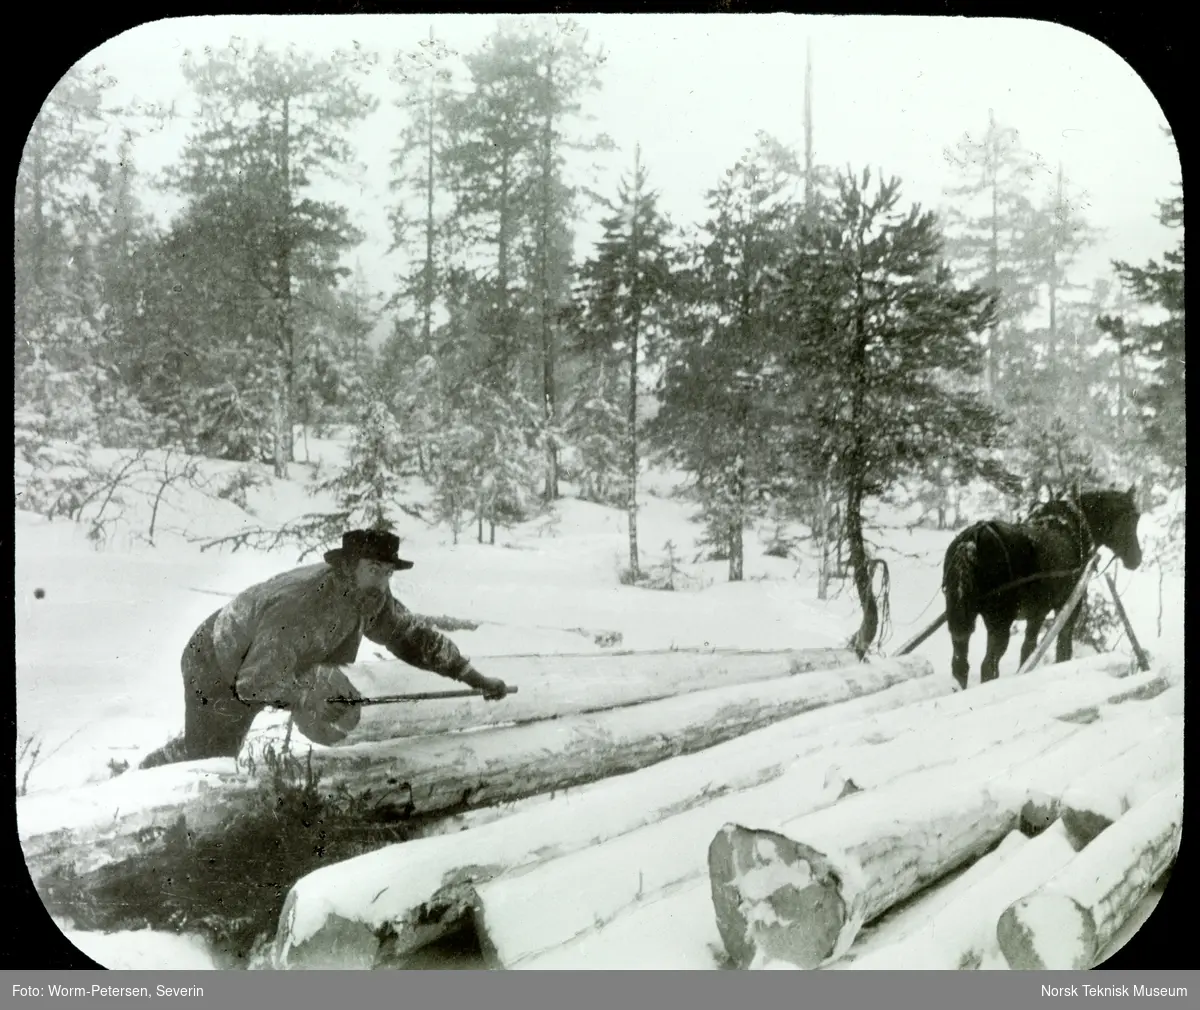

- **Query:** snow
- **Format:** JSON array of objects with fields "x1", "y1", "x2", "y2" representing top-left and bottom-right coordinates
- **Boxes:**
[
  {"x1": 16, "y1": 431, "x2": 1185, "y2": 969},
  {"x1": 516, "y1": 881, "x2": 726, "y2": 970},
  {"x1": 57, "y1": 921, "x2": 220, "y2": 970}
]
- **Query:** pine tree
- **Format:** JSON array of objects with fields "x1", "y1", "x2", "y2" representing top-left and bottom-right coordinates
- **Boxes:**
[
  {"x1": 779, "y1": 168, "x2": 1007, "y2": 655},
  {"x1": 167, "y1": 41, "x2": 377, "y2": 475},
  {"x1": 572, "y1": 144, "x2": 675, "y2": 577},
  {"x1": 387, "y1": 26, "x2": 460, "y2": 355},
  {"x1": 941, "y1": 110, "x2": 1048, "y2": 394},
  {"x1": 649, "y1": 135, "x2": 801, "y2": 582},
  {"x1": 1101, "y1": 163, "x2": 1184, "y2": 479}
]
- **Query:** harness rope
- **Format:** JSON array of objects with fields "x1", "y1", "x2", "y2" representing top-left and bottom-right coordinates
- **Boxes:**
[{"x1": 973, "y1": 493, "x2": 1099, "y2": 603}]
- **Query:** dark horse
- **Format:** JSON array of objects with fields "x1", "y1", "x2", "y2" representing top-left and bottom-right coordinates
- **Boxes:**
[{"x1": 942, "y1": 487, "x2": 1144, "y2": 690}]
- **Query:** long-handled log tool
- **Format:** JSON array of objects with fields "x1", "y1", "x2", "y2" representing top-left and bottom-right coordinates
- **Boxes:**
[
  {"x1": 329, "y1": 686, "x2": 520, "y2": 706},
  {"x1": 1104, "y1": 571, "x2": 1151, "y2": 672}
]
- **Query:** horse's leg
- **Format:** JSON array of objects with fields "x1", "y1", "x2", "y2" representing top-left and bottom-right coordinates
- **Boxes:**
[
  {"x1": 950, "y1": 630, "x2": 971, "y2": 691},
  {"x1": 1020, "y1": 612, "x2": 1046, "y2": 668},
  {"x1": 980, "y1": 613, "x2": 1013, "y2": 684}
]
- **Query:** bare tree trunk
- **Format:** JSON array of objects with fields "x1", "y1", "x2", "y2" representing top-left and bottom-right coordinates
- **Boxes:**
[
  {"x1": 846, "y1": 271, "x2": 878, "y2": 657},
  {"x1": 627, "y1": 145, "x2": 646, "y2": 580}
]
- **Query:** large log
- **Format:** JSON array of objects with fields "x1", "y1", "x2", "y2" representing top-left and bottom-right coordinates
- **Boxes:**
[
  {"x1": 825, "y1": 830, "x2": 1033, "y2": 969},
  {"x1": 271, "y1": 665, "x2": 950, "y2": 968},
  {"x1": 841, "y1": 820, "x2": 1080, "y2": 970},
  {"x1": 996, "y1": 781, "x2": 1183, "y2": 970},
  {"x1": 471, "y1": 665, "x2": 1167, "y2": 967},
  {"x1": 306, "y1": 654, "x2": 937, "y2": 818},
  {"x1": 1061, "y1": 724, "x2": 1185, "y2": 847},
  {"x1": 20, "y1": 654, "x2": 933, "y2": 903},
  {"x1": 335, "y1": 647, "x2": 859, "y2": 744},
  {"x1": 704, "y1": 724, "x2": 1088, "y2": 970}
]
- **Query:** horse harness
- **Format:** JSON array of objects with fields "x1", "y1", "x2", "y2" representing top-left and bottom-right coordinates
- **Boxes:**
[{"x1": 975, "y1": 496, "x2": 1097, "y2": 603}]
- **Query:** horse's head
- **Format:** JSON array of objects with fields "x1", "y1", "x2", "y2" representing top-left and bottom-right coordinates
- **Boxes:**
[{"x1": 1083, "y1": 485, "x2": 1144, "y2": 570}]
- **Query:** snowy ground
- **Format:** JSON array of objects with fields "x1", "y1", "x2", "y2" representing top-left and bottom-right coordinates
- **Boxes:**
[{"x1": 15, "y1": 431, "x2": 1185, "y2": 968}]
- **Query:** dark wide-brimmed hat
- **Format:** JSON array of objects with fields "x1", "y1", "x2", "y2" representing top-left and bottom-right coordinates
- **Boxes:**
[{"x1": 323, "y1": 529, "x2": 414, "y2": 570}]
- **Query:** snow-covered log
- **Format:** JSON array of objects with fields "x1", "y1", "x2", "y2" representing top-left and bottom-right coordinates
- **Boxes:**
[
  {"x1": 471, "y1": 665, "x2": 1165, "y2": 968},
  {"x1": 825, "y1": 831, "x2": 1032, "y2": 969},
  {"x1": 704, "y1": 724, "x2": 1086, "y2": 970},
  {"x1": 513, "y1": 879, "x2": 728, "y2": 970},
  {"x1": 841, "y1": 821, "x2": 1080, "y2": 970},
  {"x1": 20, "y1": 654, "x2": 930, "y2": 901},
  {"x1": 271, "y1": 665, "x2": 947, "y2": 969},
  {"x1": 1061, "y1": 724, "x2": 1185, "y2": 846},
  {"x1": 996, "y1": 781, "x2": 1183, "y2": 970},
  {"x1": 996, "y1": 707, "x2": 1180, "y2": 834},
  {"x1": 306, "y1": 654, "x2": 936, "y2": 818},
  {"x1": 274, "y1": 656, "x2": 1155, "y2": 968},
  {"x1": 17, "y1": 759, "x2": 257, "y2": 889},
  {"x1": 339, "y1": 647, "x2": 859, "y2": 744}
]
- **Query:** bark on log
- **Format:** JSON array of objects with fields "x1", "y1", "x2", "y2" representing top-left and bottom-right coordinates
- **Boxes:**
[
  {"x1": 17, "y1": 759, "x2": 257, "y2": 885},
  {"x1": 705, "y1": 723, "x2": 1089, "y2": 970},
  {"x1": 271, "y1": 663, "x2": 947, "y2": 968},
  {"x1": 825, "y1": 831, "x2": 1032, "y2": 969},
  {"x1": 996, "y1": 781, "x2": 1183, "y2": 970},
  {"x1": 335, "y1": 647, "x2": 858, "y2": 744},
  {"x1": 472, "y1": 665, "x2": 1164, "y2": 967},
  {"x1": 1061, "y1": 725, "x2": 1184, "y2": 847},
  {"x1": 842, "y1": 821, "x2": 1080, "y2": 970}
]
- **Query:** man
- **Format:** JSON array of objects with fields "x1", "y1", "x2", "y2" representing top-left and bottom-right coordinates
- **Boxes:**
[{"x1": 139, "y1": 529, "x2": 508, "y2": 769}]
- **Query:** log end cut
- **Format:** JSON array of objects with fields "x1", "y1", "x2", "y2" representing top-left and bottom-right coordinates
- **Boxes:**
[
  {"x1": 707, "y1": 823, "x2": 846, "y2": 970},
  {"x1": 1061, "y1": 807, "x2": 1118, "y2": 849},
  {"x1": 996, "y1": 893, "x2": 1097, "y2": 970}
]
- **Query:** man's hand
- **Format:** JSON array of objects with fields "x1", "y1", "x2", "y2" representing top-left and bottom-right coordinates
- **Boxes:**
[{"x1": 461, "y1": 666, "x2": 510, "y2": 701}]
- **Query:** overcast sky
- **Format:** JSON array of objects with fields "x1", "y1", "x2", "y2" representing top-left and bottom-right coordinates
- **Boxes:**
[{"x1": 65, "y1": 14, "x2": 1180, "y2": 330}]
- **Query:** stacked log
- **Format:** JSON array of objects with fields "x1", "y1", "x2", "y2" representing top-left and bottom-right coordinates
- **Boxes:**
[
  {"x1": 836, "y1": 821, "x2": 1080, "y2": 970},
  {"x1": 471, "y1": 662, "x2": 1165, "y2": 968},
  {"x1": 996, "y1": 781, "x2": 1183, "y2": 969},
  {"x1": 270, "y1": 660, "x2": 949, "y2": 968},
  {"x1": 275, "y1": 651, "x2": 1147, "y2": 968},
  {"x1": 1061, "y1": 732, "x2": 1185, "y2": 846},
  {"x1": 337, "y1": 647, "x2": 858, "y2": 744},
  {"x1": 704, "y1": 673, "x2": 1177, "y2": 970},
  {"x1": 19, "y1": 653, "x2": 933, "y2": 909}
]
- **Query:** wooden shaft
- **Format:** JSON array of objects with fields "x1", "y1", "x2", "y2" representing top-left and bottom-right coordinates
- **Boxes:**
[
  {"x1": 332, "y1": 686, "x2": 520, "y2": 706},
  {"x1": 1104, "y1": 571, "x2": 1151, "y2": 672},
  {"x1": 894, "y1": 612, "x2": 947, "y2": 656},
  {"x1": 1016, "y1": 552, "x2": 1099, "y2": 676}
]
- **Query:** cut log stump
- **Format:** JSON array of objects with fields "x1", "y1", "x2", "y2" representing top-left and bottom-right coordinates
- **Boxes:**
[{"x1": 996, "y1": 780, "x2": 1182, "y2": 970}]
